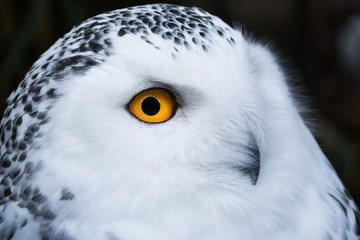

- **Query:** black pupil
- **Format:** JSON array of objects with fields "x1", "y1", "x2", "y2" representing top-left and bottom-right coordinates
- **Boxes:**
[{"x1": 141, "y1": 97, "x2": 160, "y2": 116}]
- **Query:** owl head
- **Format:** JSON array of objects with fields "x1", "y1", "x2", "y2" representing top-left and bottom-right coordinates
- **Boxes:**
[{"x1": 0, "y1": 4, "x2": 353, "y2": 240}]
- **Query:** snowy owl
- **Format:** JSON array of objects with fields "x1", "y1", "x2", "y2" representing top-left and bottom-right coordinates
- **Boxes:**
[{"x1": 0, "y1": 3, "x2": 359, "y2": 240}]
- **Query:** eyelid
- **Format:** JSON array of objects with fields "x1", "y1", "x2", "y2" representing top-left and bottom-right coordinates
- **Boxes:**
[{"x1": 145, "y1": 81, "x2": 184, "y2": 108}]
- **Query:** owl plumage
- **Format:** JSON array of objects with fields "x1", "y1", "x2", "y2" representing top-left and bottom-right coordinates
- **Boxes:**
[{"x1": 0, "y1": 4, "x2": 359, "y2": 240}]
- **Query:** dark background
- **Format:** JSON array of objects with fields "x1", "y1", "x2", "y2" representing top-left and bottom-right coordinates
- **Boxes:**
[{"x1": 1, "y1": 0, "x2": 360, "y2": 204}]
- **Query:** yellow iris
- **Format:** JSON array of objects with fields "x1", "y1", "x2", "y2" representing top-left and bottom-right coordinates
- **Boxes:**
[{"x1": 128, "y1": 88, "x2": 176, "y2": 123}]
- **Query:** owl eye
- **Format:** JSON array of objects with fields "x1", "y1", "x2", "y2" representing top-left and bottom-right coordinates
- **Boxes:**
[{"x1": 128, "y1": 88, "x2": 177, "y2": 123}]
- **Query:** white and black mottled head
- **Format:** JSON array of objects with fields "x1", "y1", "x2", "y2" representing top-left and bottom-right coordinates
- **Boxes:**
[{"x1": 0, "y1": 4, "x2": 359, "y2": 240}]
